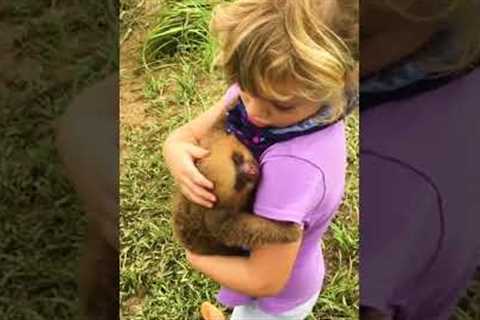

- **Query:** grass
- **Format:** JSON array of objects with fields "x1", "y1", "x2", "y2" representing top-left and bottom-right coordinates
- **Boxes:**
[
  {"x1": 120, "y1": 1, "x2": 358, "y2": 319},
  {"x1": 454, "y1": 273, "x2": 480, "y2": 320},
  {"x1": 142, "y1": 1, "x2": 211, "y2": 64},
  {"x1": 141, "y1": 0, "x2": 222, "y2": 72},
  {"x1": 0, "y1": 1, "x2": 115, "y2": 319}
]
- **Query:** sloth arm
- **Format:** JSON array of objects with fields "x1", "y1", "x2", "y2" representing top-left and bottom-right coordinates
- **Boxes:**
[
  {"x1": 204, "y1": 209, "x2": 302, "y2": 248},
  {"x1": 186, "y1": 235, "x2": 302, "y2": 297}
]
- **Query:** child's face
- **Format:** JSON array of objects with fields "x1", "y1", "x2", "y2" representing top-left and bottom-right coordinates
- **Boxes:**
[{"x1": 239, "y1": 84, "x2": 322, "y2": 128}]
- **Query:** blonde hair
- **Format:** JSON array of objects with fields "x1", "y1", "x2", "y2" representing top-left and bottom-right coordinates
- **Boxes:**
[
  {"x1": 374, "y1": 0, "x2": 480, "y2": 75},
  {"x1": 210, "y1": 0, "x2": 357, "y2": 120}
]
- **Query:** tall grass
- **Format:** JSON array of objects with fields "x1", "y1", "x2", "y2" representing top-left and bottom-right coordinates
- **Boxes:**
[{"x1": 142, "y1": 0, "x2": 219, "y2": 71}]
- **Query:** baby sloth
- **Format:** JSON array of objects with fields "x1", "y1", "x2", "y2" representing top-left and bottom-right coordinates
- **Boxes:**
[{"x1": 172, "y1": 122, "x2": 301, "y2": 256}]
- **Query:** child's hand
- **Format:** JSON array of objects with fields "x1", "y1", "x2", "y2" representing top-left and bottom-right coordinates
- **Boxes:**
[
  {"x1": 163, "y1": 138, "x2": 216, "y2": 208},
  {"x1": 163, "y1": 83, "x2": 241, "y2": 208}
]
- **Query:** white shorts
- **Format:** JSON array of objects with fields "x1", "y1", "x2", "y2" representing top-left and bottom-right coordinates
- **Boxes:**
[{"x1": 230, "y1": 291, "x2": 320, "y2": 320}]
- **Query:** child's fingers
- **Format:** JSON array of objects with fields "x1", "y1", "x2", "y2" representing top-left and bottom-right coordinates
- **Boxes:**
[
  {"x1": 183, "y1": 175, "x2": 216, "y2": 203},
  {"x1": 187, "y1": 144, "x2": 210, "y2": 159},
  {"x1": 183, "y1": 156, "x2": 215, "y2": 190},
  {"x1": 184, "y1": 152, "x2": 213, "y2": 189},
  {"x1": 180, "y1": 184, "x2": 214, "y2": 208},
  {"x1": 185, "y1": 145, "x2": 214, "y2": 189}
]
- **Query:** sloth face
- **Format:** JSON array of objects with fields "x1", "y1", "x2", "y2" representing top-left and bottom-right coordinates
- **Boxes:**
[
  {"x1": 197, "y1": 132, "x2": 259, "y2": 210},
  {"x1": 231, "y1": 151, "x2": 259, "y2": 192}
]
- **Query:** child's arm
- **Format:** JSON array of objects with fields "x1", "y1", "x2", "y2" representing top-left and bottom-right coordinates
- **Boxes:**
[
  {"x1": 186, "y1": 235, "x2": 303, "y2": 297},
  {"x1": 162, "y1": 84, "x2": 240, "y2": 207}
]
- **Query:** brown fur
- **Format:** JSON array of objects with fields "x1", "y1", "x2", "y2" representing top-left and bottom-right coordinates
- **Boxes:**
[{"x1": 172, "y1": 119, "x2": 301, "y2": 255}]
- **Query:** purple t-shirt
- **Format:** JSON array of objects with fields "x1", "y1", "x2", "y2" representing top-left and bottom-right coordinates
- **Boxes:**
[
  {"x1": 217, "y1": 121, "x2": 347, "y2": 314},
  {"x1": 361, "y1": 68, "x2": 480, "y2": 319}
]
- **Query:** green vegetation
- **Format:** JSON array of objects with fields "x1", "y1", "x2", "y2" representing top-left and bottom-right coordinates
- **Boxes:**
[{"x1": 121, "y1": 1, "x2": 358, "y2": 319}]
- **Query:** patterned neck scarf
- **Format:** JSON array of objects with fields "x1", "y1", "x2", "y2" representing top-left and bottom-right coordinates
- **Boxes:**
[{"x1": 225, "y1": 91, "x2": 358, "y2": 159}]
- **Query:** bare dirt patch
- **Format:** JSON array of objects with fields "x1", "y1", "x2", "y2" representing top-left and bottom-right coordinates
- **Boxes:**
[
  {"x1": 120, "y1": 32, "x2": 147, "y2": 128},
  {"x1": 120, "y1": 1, "x2": 164, "y2": 129}
]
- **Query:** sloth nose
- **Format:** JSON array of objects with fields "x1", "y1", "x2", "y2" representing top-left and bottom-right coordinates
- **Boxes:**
[{"x1": 241, "y1": 161, "x2": 258, "y2": 180}]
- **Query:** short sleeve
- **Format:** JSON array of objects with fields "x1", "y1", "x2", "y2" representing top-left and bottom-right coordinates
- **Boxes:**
[{"x1": 253, "y1": 155, "x2": 326, "y2": 226}]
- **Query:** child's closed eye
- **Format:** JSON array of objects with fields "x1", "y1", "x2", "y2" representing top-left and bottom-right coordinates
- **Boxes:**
[{"x1": 273, "y1": 102, "x2": 296, "y2": 113}]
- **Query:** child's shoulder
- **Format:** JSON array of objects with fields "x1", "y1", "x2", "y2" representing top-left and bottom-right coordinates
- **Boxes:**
[
  {"x1": 253, "y1": 121, "x2": 347, "y2": 225},
  {"x1": 260, "y1": 121, "x2": 346, "y2": 169}
]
